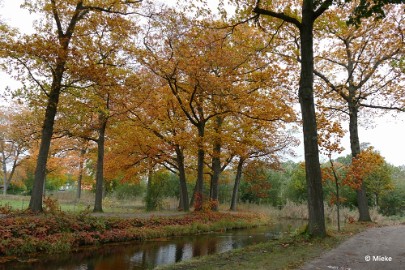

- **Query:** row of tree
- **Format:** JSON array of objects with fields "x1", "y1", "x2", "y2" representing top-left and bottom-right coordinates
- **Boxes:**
[{"x1": 1, "y1": 0, "x2": 404, "y2": 238}]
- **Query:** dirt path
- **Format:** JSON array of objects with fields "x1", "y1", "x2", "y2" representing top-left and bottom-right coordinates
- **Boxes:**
[{"x1": 299, "y1": 225, "x2": 405, "y2": 270}]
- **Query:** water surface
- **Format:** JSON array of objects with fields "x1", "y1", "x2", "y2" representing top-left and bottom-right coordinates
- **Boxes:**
[{"x1": 1, "y1": 220, "x2": 304, "y2": 270}]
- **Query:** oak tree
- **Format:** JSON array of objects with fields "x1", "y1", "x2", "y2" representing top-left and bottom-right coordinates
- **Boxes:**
[
  {"x1": 1, "y1": 0, "x2": 141, "y2": 212},
  {"x1": 314, "y1": 4, "x2": 404, "y2": 220}
]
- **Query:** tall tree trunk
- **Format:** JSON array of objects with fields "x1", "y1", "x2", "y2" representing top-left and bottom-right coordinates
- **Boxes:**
[
  {"x1": 77, "y1": 148, "x2": 86, "y2": 200},
  {"x1": 349, "y1": 103, "x2": 371, "y2": 221},
  {"x1": 299, "y1": 1, "x2": 326, "y2": 237},
  {"x1": 29, "y1": 82, "x2": 62, "y2": 212},
  {"x1": 230, "y1": 157, "x2": 244, "y2": 211},
  {"x1": 26, "y1": 0, "x2": 87, "y2": 213},
  {"x1": 210, "y1": 116, "x2": 223, "y2": 211},
  {"x1": 175, "y1": 146, "x2": 189, "y2": 211},
  {"x1": 194, "y1": 124, "x2": 205, "y2": 211},
  {"x1": 93, "y1": 113, "x2": 107, "y2": 213}
]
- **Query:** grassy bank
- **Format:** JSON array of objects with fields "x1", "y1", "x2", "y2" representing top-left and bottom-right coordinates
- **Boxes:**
[
  {"x1": 0, "y1": 209, "x2": 268, "y2": 261},
  {"x1": 0, "y1": 193, "x2": 149, "y2": 213},
  {"x1": 157, "y1": 222, "x2": 376, "y2": 270}
]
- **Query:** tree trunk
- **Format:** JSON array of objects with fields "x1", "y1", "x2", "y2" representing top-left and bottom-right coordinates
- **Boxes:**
[
  {"x1": 230, "y1": 157, "x2": 244, "y2": 211},
  {"x1": 26, "y1": 0, "x2": 88, "y2": 213},
  {"x1": 178, "y1": 187, "x2": 183, "y2": 210},
  {"x1": 93, "y1": 113, "x2": 107, "y2": 213},
  {"x1": 299, "y1": 1, "x2": 326, "y2": 237},
  {"x1": 210, "y1": 116, "x2": 223, "y2": 211},
  {"x1": 77, "y1": 148, "x2": 86, "y2": 200},
  {"x1": 330, "y1": 158, "x2": 341, "y2": 232},
  {"x1": 194, "y1": 124, "x2": 205, "y2": 211},
  {"x1": 145, "y1": 167, "x2": 154, "y2": 211},
  {"x1": 349, "y1": 103, "x2": 371, "y2": 221},
  {"x1": 29, "y1": 83, "x2": 62, "y2": 212},
  {"x1": 175, "y1": 146, "x2": 189, "y2": 211}
]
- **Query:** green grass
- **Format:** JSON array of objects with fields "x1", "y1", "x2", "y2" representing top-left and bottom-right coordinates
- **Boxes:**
[
  {"x1": 0, "y1": 196, "x2": 30, "y2": 210},
  {"x1": 0, "y1": 193, "x2": 147, "y2": 213}
]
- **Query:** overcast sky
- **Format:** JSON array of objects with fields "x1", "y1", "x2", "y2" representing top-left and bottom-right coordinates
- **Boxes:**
[{"x1": 1, "y1": 1, "x2": 404, "y2": 166}]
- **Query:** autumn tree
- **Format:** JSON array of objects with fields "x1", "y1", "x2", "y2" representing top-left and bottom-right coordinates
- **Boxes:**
[
  {"x1": 223, "y1": 0, "x2": 405, "y2": 235},
  {"x1": 74, "y1": 139, "x2": 88, "y2": 200},
  {"x1": 314, "y1": 4, "x2": 404, "y2": 221},
  {"x1": 0, "y1": 0, "x2": 142, "y2": 212},
  {"x1": 0, "y1": 106, "x2": 34, "y2": 194},
  {"x1": 228, "y1": 0, "x2": 331, "y2": 237},
  {"x1": 239, "y1": 160, "x2": 272, "y2": 203},
  {"x1": 227, "y1": 116, "x2": 297, "y2": 211},
  {"x1": 344, "y1": 147, "x2": 394, "y2": 209},
  {"x1": 139, "y1": 7, "x2": 297, "y2": 211},
  {"x1": 106, "y1": 73, "x2": 194, "y2": 211},
  {"x1": 65, "y1": 12, "x2": 137, "y2": 212},
  {"x1": 318, "y1": 113, "x2": 346, "y2": 231},
  {"x1": 364, "y1": 161, "x2": 393, "y2": 208}
]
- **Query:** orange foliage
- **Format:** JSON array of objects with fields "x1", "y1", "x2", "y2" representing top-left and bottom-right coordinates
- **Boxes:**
[{"x1": 344, "y1": 147, "x2": 385, "y2": 190}]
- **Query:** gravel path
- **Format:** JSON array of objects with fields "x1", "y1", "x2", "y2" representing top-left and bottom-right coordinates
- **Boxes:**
[{"x1": 299, "y1": 225, "x2": 405, "y2": 270}]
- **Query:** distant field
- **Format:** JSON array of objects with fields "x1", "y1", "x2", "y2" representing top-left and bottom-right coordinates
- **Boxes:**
[
  {"x1": 0, "y1": 191, "x2": 179, "y2": 213},
  {"x1": 0, "y1": 195, "x2": 30, "y2": 210}
]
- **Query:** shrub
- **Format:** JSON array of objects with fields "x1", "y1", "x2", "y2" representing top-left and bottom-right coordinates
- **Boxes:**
[
  {"x1": 379, "y1": 186, "x2": 405, "y2": 216},
  {"x1": 113, "y1": 182, "x2": 145, "y2": 200},
  {"x1": 145, "y1": 170, "x2": 179, "y2": 211}
]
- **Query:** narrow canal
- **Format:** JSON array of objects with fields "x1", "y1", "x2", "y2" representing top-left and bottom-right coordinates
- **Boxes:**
[{"x1": 2, "y1": 220, "x2": 304, "y2": 270}]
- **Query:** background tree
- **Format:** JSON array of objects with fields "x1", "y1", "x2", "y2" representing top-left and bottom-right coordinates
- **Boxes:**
[
  {"x1": 317, "y1": 112, "x2": 346, "y2": 231},
  {"x1": 0, "y1": 106, "x2": 33, "y2": 194},
  {"x1": 379, "y1": 165, "x2": 405, "y2": 216},
  {"x1": 285, "y1": 162, "x2": 308, "y2": 203},
  {"x1": 343, "y1": 147, "x2": 393, "y2": 212},
  {"x1": 240, "y1": 160, "x2": 272, "y2": 204},
  {"x1": 39, "y1": 3, "x2": 139, "y2": 212},
  {"x1": 363, "y1": 157, "x2": 394, "y2": 208},
  {"x1": 228, "y1": 116, "x2": 297, "y2": 210},
  {"x1": 314, "y1": 4, "x2": 404, "y2": 221}
]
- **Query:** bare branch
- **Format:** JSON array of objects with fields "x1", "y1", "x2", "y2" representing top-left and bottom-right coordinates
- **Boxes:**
[
  {"x1": 253, "y1": 0, "x2": 301, "y2": 29},
  {"x1": 313, "y1": 0, "x2": 333, "y2": 21},
  {"x1": 359, "y1": 103, "x2": 404, "y2": 112}
]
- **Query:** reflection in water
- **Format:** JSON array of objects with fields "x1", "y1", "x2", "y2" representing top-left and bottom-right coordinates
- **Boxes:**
[{"x1": 1, "y1": 220, "x2": 304, "y2": 270}]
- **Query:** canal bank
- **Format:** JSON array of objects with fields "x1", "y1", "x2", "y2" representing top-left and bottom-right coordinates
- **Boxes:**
[{"x1": 0, "y1": 217, "x2": 304, "y2": 269}]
